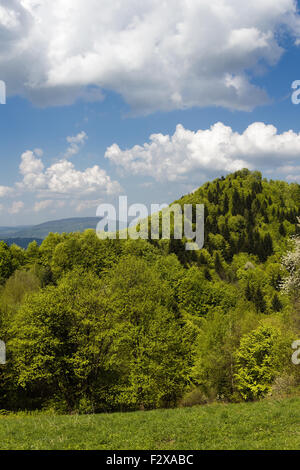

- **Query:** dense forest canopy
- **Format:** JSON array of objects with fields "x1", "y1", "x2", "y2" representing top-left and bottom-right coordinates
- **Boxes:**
[{"x1": 0, "y1": 169, "x2": 299, "y2": 412}]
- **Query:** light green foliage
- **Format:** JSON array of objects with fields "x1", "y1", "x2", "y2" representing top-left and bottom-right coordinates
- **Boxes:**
[
  {"x1": 92, "y1": 256, "x2": 193, "y2": 409},
  {"x1": 1, "y1": 270, "x2": 40, "y2": 309},
  {"x1": 0, "y1": 242, "x2": 13, "y2": 284},
  {"x1": 8, "y1": 258, "x2": 192, "y2": 411},
  {"x1": 0, "y1": 170, "x2": 299, "y2": 412},
  {"x1": 192, "y1": 306, "x2": 259, "y2": 401},
  {"x1": 177, "y1": 266, "x2": 236, "y2": 318},
  {"x1": 9, "y1": 269, "x2": 120, "y2": 411},
  {"x1": 234, "y1": 325, "x2": 288, "y2": 401}
]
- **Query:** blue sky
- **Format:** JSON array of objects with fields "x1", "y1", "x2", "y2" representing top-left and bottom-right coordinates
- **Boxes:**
[{"x1": 1, "y1": 0, "x2": 300, "y2": 226}]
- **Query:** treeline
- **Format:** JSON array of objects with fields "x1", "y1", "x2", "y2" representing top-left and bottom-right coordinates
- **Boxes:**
[{"x1": 0, "y1": 169, "x2": 299, "y2": 412}]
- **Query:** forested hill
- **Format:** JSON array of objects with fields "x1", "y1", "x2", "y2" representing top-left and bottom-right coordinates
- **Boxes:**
[
  {"x1": 0, "y1": 169, "x2": 299, "y2": 412},
  {"x1": 171, "y1": 168, "x2": 300, "y2": 264}
]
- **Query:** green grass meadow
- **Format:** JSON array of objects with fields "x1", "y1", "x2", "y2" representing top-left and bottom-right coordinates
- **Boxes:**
[{"x1": 0, "y1": 397, "x2": 299, "y2": 450}]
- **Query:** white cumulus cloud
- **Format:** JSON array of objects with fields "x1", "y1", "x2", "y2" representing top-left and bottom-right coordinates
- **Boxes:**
[
  {"x1": 105, "y1": 122, "x2": 300, "y2": 182},
  {"x1": 18, "y1": 149, "x2": 120, "y2": 196},
  {"x1": 0, "y1": 185, "x2": 14, "y2": 197},
  {"x1": 0, "y1": 0, "x2": 300, "y2": 112},
  {"x1": 0, "y1": 130, "x2": 121, "y2": 218},
  {"x1": 16, "y1": 131, "x2": 121, "y2": 196},
  {"x1": 34, "y1": 199, "x2": 54, "y2": 212},
  {"x1": 64, "y1": 131, "x2": 87, "y2": 158},
  {"x1": 9, "y1": 200, "x2": 24, "y2": 214}
]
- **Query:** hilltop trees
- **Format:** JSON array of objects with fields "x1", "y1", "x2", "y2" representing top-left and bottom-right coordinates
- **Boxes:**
[{"x1": 175, "y1": 169, "x2": 298, "y2": 266}]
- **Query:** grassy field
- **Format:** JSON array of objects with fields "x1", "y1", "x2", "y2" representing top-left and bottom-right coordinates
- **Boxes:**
[{"x1": 0, "y1": 397, "x2": 299, "y2": 450}]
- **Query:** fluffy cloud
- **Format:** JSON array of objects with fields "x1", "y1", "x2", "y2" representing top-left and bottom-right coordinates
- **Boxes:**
[
  {"x1": 64, "y1": 131, "x2": 87, "y2": 158},
  {"x1": 18, "y1": 132, "x2": 121, "y2": 196},
  {"x1": 74, "y1": 198, "x2": 103, "y2": 213},
  {"x1": 34, "y1": 199, "x2": 54, "y2": 212},
  {"x1": 19, "y1": 150, "x2": 46, "y2": 189},
  {"x1": 0, "y1": 131, "x2": 121, "y2": 217},
  {"x1": 1, "y1": 0, "x2": 300, "y2": 112},
  {"x1": 105, "y1": 122, "x2": 300, "y2": 182},
  {"x1": 9, "y1": 201, "x2": 24, "y2": 214},
  {"x1": 0, "y1": 186, "x2": 13, "y2": 197},
  {"x1": 18, "y1": 150, "x2": 120, "y2": 195}
]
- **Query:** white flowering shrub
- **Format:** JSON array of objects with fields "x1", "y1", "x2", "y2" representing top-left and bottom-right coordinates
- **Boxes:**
[{"x1": 281, "y1": 218, "x2": 300, "y2": 299}]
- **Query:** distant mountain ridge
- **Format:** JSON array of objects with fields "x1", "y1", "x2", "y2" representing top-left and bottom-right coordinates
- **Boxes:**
[{"x1": 0, "y1": 217, "x2": 100, "y2": 243}]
